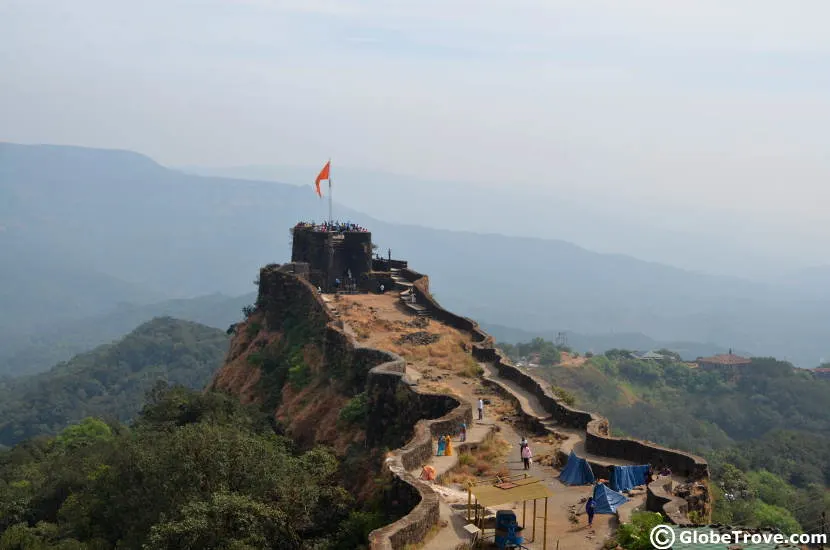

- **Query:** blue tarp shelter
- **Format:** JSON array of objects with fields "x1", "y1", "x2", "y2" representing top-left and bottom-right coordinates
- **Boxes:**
[
  {"x1": 609, "y1": 464, "x2": 650, "y2": 492},
  {"x1": 558, "y1": 451, "x2": 595, "y2": 486},
  {"x1": 592, "y1": 483, "x2": 629, "y2": 514}
]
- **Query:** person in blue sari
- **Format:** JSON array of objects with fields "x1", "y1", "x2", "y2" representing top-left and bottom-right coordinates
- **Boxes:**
[{"x1": 437, "y1": 436, "x2": 446, "y2": 456}]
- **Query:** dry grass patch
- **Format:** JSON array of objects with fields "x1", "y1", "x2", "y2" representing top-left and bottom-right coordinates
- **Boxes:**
[
  {"x1": 458, "y1": 356, "x2": 484, "y2": 378},
  {"x1": 442, "y1": 436, "x2": 510, "y2": 487},
  {"x1": 334, "y1": 294, "x2": 478, "y2": 374}
]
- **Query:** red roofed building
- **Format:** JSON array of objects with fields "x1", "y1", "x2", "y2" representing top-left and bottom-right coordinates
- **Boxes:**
[
  {"x1": 814, "y1": 367, "x2": 830, "y2": 380},
  {"x1": 696, "y1": 349, "x2": 751, "y2": 373}
]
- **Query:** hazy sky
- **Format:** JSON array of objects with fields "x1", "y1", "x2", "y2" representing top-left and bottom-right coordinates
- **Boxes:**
[{"x1": 3, "y1": 1, "x2": 830, "y2": 236}]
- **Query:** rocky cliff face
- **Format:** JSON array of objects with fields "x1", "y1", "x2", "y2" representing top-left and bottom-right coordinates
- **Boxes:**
[{"x1": 209, "y1": 266, "x2": 377, "y2": 496}]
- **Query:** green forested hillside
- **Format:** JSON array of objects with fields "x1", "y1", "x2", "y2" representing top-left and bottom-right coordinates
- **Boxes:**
[
  {"x1": 0, "y1": 387, "x2": 386, "y2": 549},
  {"x1": 500, "y1": 341, "x2": 830, "y2": 534},
  {"x1": 0, "y1": 317, "x2": 229, "y2": 449}
]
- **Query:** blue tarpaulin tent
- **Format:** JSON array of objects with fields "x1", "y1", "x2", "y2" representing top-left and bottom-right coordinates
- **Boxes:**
[
  {"x1": 609, "y1": 465, "x2": 650, "y2": 492},
  {"x1": 558, "y1": 451, "x2": 595, "y2": 485},
  {"x1": 593, "y1": 483, "x2": 629, "y2": 514}
]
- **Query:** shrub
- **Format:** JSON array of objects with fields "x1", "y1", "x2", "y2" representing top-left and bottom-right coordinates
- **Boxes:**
[
  {"x1": 687, "y1": 510, "x2": 704, "y2": 525},
  {"x1": 339, "y1": 393, "x2": 369, "y2": 425},
  {"x1": 246, "y1": 321, "x2": 262, "y2": 339},
  {"x1": 551, "y1": 385, "x2": 576, "y2": 406},
  {"x1": 475, "y1": 460, "x2": 491, "y2": 476},
  {"x1": 615, "y1": 511, "x2": 665, "y2": 550},
  {"x1": 287, "y1": 362, "x2": 311, "y2": 388},
  {"x1": 458, "y1": 453, "x2": 475, "y2": 467},
  {"x1": 459, "y1": 360, "x2": 484, "y2": 378}
]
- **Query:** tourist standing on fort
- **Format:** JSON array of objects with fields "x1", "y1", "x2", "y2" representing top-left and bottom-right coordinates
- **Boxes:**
[
  {"x1": 586, "y1": 496, "x2": 596, "y2": 527},
  {"x1": 477, "y1": 398, "x2": 484, "y2": 420},
  {"x1": 519, "y1": 437, "x2": 528, "y2": 461},
  {"x1": 521, "y1": 444, "x2": 532, "y2": 470}
]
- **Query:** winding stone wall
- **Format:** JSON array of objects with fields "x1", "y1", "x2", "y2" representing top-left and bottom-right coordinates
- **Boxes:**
[
  {"x1": 254, "y1": 265, "x2": 473, "y2": 549},
  {"x1": 366, "y1": 358, "x2": 473, "y2": 549},
  {"x1": 253, "y1": 260, "x2": 710, "y2": 548},
  {"x1": 395, "y1": 268, "x2": 710, "y2": 523}
]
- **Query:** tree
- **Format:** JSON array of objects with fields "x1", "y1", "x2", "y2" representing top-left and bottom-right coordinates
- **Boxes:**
[
  {"x1": 753, "y1": 502, "x2": 801, "y2": 534},
  {"x1": 55, "y1": 418, "x2": 113, "y2": 450},
  {"x1": 145, "y1": 492, "x2": 300, "y2": 550},
  {"x1": 539, "y1": 346, "x2": 561, "y2": 366},
  {"x1": 616, "y1": 512, "x2": 665, "y2": 550}
]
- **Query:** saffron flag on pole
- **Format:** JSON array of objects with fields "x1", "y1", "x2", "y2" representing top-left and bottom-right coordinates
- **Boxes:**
[{"x1": 315, "y1": 161, "x2": 330, "y2": 197}]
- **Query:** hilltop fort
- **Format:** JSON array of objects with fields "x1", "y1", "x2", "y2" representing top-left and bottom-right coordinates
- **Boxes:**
[{"x1": 210, "y1": 222, "x2": 710, "y2": 549}]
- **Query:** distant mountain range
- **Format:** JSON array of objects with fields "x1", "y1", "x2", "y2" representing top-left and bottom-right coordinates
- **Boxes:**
[
  {"x1": 0, "y1": 292, "x2": 253, "y2": 377},
  {"x1": 2, "y1": 142, "x2": 829, "y2": 367}
]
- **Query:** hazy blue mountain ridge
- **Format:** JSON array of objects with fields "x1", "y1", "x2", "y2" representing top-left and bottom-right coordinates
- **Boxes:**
[{"x1": 3, "y1": 143, "x2": 829, "y2": 366}]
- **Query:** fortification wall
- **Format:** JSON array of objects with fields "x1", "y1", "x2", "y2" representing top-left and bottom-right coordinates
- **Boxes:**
[
  {"x1": 397, "y1": 269, "x2": 710, "y2": 518},
  {"x1": 366, "y1": 359, "x2": 473, "y2": 549},
  {"x1": 253, "y1": 264, "x2": 473, "y2": 549},
  {"x1": 252, "y1": 258, "x2": 709, "y2": 548}
]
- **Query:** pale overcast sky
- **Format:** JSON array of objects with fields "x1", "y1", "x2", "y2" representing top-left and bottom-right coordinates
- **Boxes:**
[{"x1": 3, "y1": 1, "x2": 830, "y2": 229}]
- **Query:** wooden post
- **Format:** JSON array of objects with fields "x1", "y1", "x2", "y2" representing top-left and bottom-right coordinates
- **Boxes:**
[
  {"x1": 522, "y1": 500, "x2": 526, "y2": 528},
  {"x1": 467, "y1": 487, "x2": 471, "y2": 522},
  {"x1": 532, "y1": 499, "x2": 537, "y2": 542},
  {"x1": 543, "y1": 497, "x2": 548, "y2": 550}
]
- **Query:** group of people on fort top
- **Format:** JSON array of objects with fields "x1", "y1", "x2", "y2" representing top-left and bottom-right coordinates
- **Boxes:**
[{"x1": 294, "y1": 220, "x2": 368, "y2": 233}]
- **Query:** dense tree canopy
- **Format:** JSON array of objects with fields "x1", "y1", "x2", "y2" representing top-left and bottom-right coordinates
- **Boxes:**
[{"x1": 0, "y1": 386, "x2": 387, "y2": 549}]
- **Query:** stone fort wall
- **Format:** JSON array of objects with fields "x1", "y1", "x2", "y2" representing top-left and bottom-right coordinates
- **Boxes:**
[
  {"x1": 255, "y1": 264, "x2": 474, "y2": 549},
  {"x1": 397, "y1": 268, "x2": 710, "y2": 502},
  {"x1": 254, "y1": 259, "x2": 709, "y2": 549}
]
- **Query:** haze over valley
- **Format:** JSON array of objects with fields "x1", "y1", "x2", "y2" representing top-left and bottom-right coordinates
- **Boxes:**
[{"x1": 1, "y1": 142, "x2": 829, "y2": 370}]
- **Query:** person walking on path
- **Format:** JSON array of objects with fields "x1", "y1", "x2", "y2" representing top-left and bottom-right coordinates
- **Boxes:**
[
  {"x1": 444, "y1": 435, "x2": 453, "y2": 456},
  {"x1": 437, "y1": 436, "x2": 446, "y2": 456},
  {"x1": 586, "y1": 496, "x2": 596, "y2": 527},
  {"x1": 460, "y1": 422, "x2": 467, "y2": 442},
  {"x1": 521, "y1": 444, "x2": 532, "y2": 470},
  {"x1": 519, "y1": 437, "x2": 528, "y2": 462},
  {"x1": 478, "y1": 398, "x2": 484, "y2": 420}
]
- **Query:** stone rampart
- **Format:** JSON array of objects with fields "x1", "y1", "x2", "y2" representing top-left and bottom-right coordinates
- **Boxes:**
[
  {"x1": 365, "y1": 357, "x2": 472, "y2": 549},
  {"x1": 256, "y1": 265, "x2": 472, "y2": 549},
  {"x1": 255, "y1": 259, "x2": 709, "y2": 546},
  {"x1": 394, "y1": 269, "x2": 710, "y2": 523}
]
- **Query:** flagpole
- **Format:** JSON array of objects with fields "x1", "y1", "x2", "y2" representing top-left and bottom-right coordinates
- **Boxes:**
[{"x1": 328, "y1": 158, "x2": 332, "y2": 226}]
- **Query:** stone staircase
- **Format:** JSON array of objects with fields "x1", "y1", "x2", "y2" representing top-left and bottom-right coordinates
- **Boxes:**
[{"x1": 391, "y1": 268, "x2": 430, "y2": 318}]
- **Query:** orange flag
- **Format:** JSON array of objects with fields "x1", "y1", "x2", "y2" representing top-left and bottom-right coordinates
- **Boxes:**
[{"x1": 315, "y1": 161, "x2": 330, "y2": 197}]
